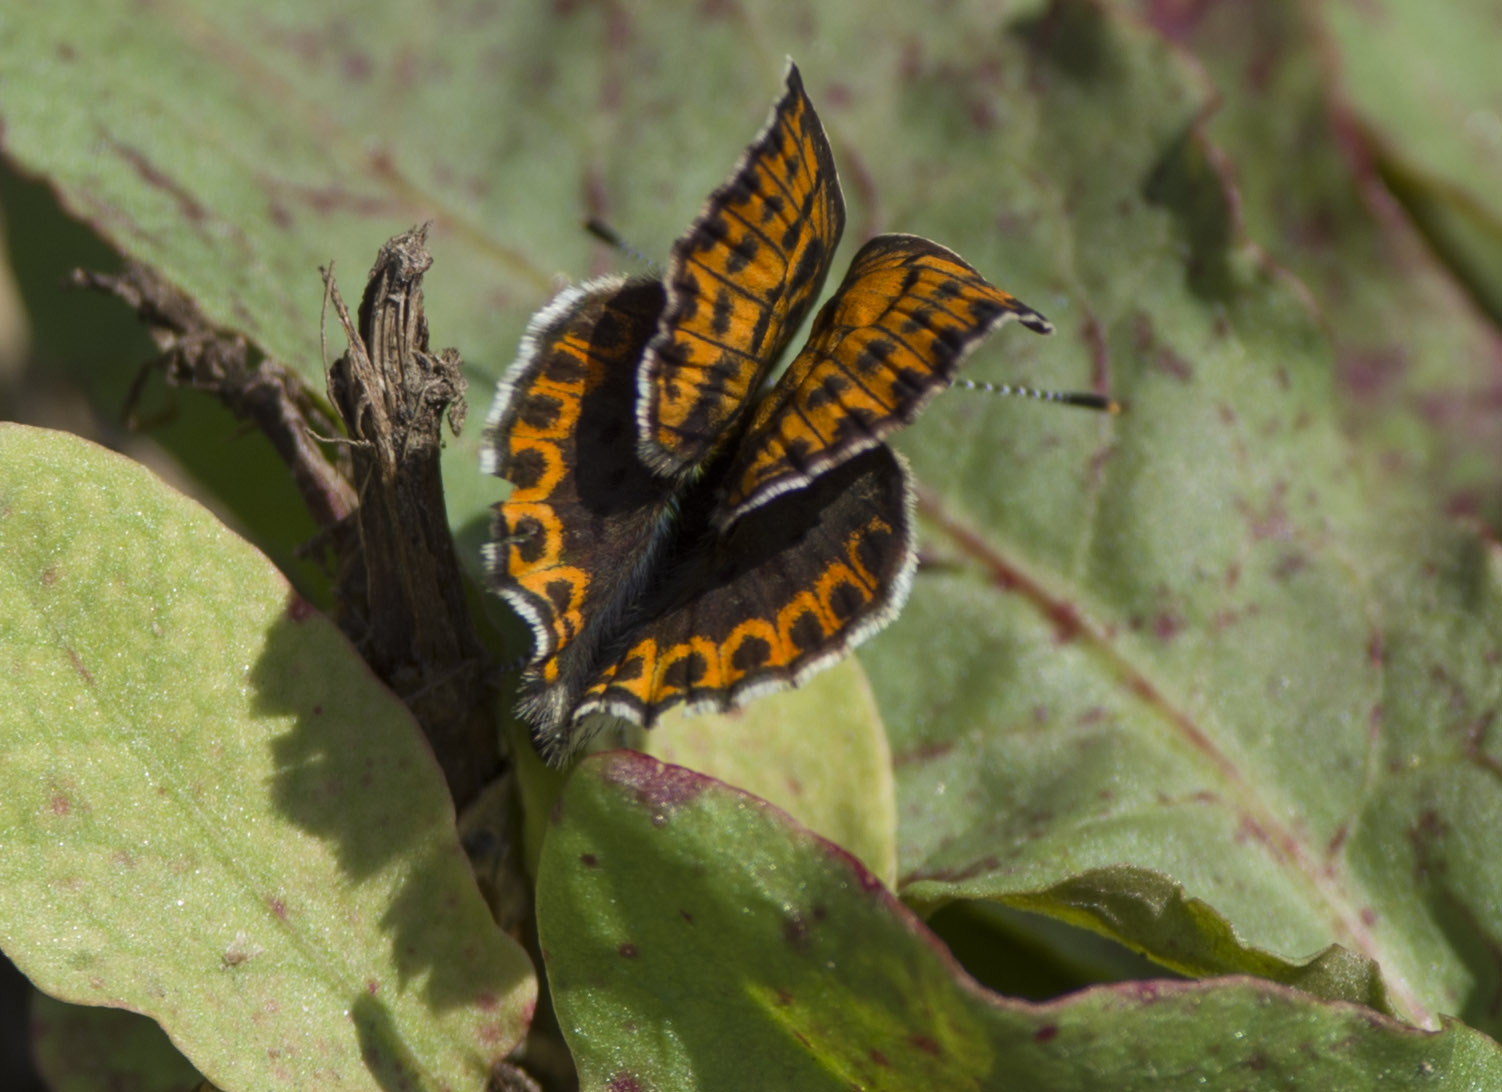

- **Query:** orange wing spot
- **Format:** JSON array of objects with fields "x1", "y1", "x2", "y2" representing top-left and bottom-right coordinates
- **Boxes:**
[
  {"x1": 777, "y1": 587, "x2": 839, "y2": 648},
  {"x1": 542, "y1": 339, "x2": 593, "y2": 378},
  {"x1": 814, "y1": 558, "x2": 873, "y2": 613},
  {"x1": 652, "y1": 635, "x2": 724, "y2": 699},
  {"x1": 498, "y1": 354, "x2": 584, "y2": 444},
  {"x1": 517, "y1": 394, "x2": 584, "y2": 442},
  {"x1": 502, "y1": 501, "x2": 565, "y2": 562},
  {"x1": 590, "y1": 636, "x2": 660, "y2": 705},
  {"x1": 646, "y1": 645, "x2": 687, "y2": 700},
  {"x1": 503, "y1": 438, "x2": 570, "y2": 502},
  {"x1": 718, "y1": 617, "x2": 786, "y2": 680},
  {"x1": 517, "y1": 563, "x2": 590, "y2": 641},
  {"x1": 842, "y1": 518, "x2": 891, "y2": 587}
]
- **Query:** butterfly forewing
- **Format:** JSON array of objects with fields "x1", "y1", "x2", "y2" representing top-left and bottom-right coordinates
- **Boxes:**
[
  {"x1": 718, "y1": 233, "x2": 1053, "y2": 526},
  {"x1": 636, "y1": 61, "x2": 846, "y2": 478}
]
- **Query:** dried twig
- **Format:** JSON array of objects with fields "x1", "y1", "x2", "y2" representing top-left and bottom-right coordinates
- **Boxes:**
[
  {"x1": 322, "y1": 225, "x2": 499, "y2": 809},
  {"x1": 67, "y1": 263, "x2": 355, "y2": 529}
]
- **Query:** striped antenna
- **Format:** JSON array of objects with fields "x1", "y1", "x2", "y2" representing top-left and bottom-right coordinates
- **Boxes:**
[
  {"x1": 584, "y1": 218, "x2": 660, "y2": 274},
  {"x1": 953, "y1": 376, "x2": 1122, "y2": 414}
]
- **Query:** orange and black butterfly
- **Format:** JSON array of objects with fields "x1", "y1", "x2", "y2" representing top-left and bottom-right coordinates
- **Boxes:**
[{"x1": 483, "y1": 63, "x2": 1080, "y2": 763}]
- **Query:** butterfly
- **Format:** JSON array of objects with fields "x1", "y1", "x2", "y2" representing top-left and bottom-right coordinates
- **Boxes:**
[{"x1": 483, "y1": 62, "x2": 1068, "y2": 763}]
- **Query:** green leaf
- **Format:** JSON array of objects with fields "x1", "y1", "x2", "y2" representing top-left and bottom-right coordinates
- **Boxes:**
[
  {"x1": 1133, "y1": 0, "x2": 1502, "y2": 527},
  {"x1": 0, "y1": 423, "x2": 535, "y2": 1091},
  {"x1": 1319, "y1": 0, "x2": 1502, "y2": 325},
  {"x1": 630, "y1": 659, "x2": 899, "y2": 888},
  {"x1": 1004, "y1": 866, "x2": 1389, "y2": 1010},
  {"x1": 537, "y1": 751, "x2": 1502, "y2": 1091},
  {"x1": 854, "y1": 0, "x2": 1502, "y2": 1036},
  {"x1": 5, "y1": 0, "x2": 1502, "y2": 1080}
]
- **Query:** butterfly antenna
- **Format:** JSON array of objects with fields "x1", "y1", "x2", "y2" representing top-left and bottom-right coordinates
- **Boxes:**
[
  {"x1": 584, "y1": 218, "x2": 661, "y2": 274},
  {"x1": 954, "y1": 377, "x2": 1122, "y2": 414}
]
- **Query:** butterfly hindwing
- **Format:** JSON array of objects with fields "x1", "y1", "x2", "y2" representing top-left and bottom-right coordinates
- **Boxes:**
[
  {"x1": 573, "y1": 445, "x2": 915, "y2": 731},
  {"x1": 482, "y1": 277, "x2": 677, "y2": 747}
]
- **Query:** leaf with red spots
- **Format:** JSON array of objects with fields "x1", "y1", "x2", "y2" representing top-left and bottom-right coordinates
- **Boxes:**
[
  {"x1": 833, "y1": 0, "x2": 1502, "y2": 1041},
  {"x1": 628, "y1": 658, "x2": 899, "y2": 887},
  {"x1": 0, "y1": 424, "x2": 535, "y2": 1091},
  {"x1": 537, "y1": 752, "x2": 1502, "y2": 1090},
  {"x1": 1133, "y1": 0, "x2": 1502, "y2": 533}
]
